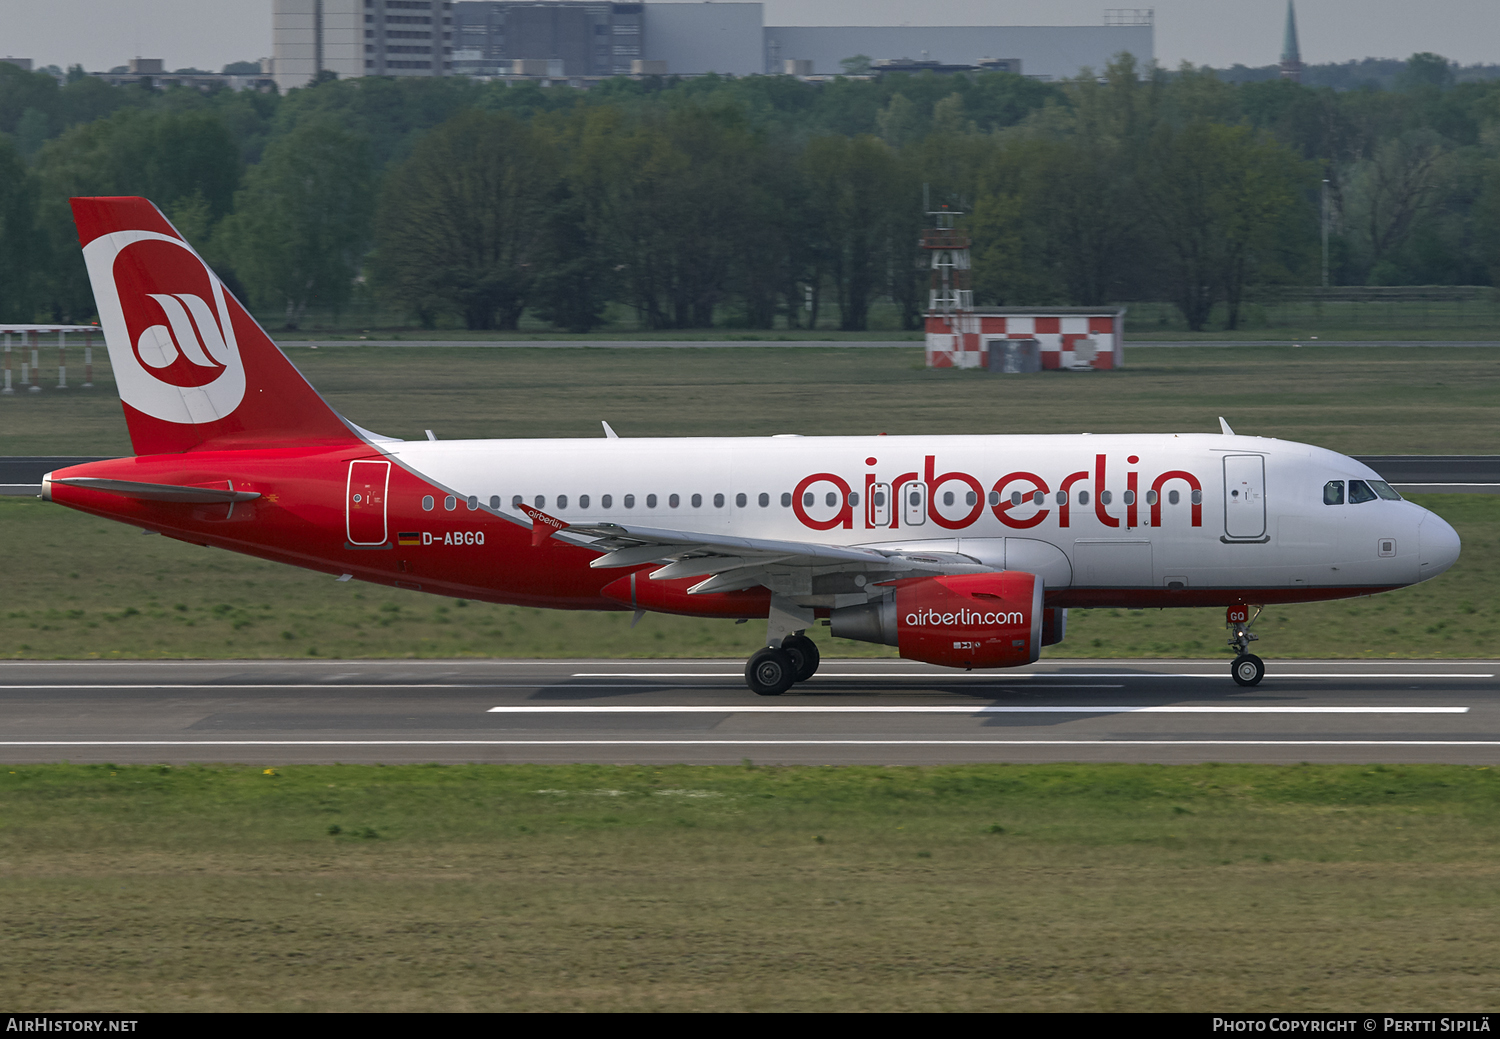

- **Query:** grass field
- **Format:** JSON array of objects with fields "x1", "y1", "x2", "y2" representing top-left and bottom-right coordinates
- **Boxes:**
[
  {"x1": 3, "y1": 343, "x2": 1500, "y2": 455},
  {"x1": 2, "y1": 762, "x2": 1497, "y2": 1012},
  {"x1": 0, "y1": 344, "x2": 1496, "y2": 660}
]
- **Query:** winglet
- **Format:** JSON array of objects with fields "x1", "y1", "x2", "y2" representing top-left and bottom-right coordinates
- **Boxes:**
[
  {"x1": 602, "y1": 421, "x2": 620, "y2": 439},
  {"x1": 518, "y1": 503, "x2": 569, "y2": 547},
  {"x1": 1218, "y1": 417, "x2": 1235, "y2": 436}
]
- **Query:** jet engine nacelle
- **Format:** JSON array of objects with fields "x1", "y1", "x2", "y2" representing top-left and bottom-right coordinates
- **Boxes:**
[{"x1": 830, "y1": 571, "x2": 1044, "y2": 669}]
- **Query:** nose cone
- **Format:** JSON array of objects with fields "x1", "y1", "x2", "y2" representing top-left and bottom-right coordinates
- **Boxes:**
[{"x1": 1418, "y1": 511, "x2": 1461, "y2": 582}]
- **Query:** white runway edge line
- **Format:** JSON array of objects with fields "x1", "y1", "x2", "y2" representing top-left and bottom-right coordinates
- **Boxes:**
[
  {"x1": 573, "y1": 672, "x2": 1497, "y2": 680},
  {"x1": 2, "y1": 740, "x2": 1499, "y2": 748},
  {"x1": 485, "y1": 705, "x2": 1470, "y2": 714}
]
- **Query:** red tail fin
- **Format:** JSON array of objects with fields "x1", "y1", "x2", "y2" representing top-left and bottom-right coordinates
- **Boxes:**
[{"x1": 71, "y1": 196, "x2": 361, "y2": 455}]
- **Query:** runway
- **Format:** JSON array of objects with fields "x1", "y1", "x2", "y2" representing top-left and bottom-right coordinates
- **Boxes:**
[{"x1": 1, "y1": 658, "x2": 1496, "y2": 765}]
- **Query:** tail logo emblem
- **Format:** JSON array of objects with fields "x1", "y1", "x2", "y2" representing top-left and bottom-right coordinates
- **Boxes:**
[
  {"x1": 138, "y1": 293, "x2": 230, "y2": 373},
  {"x1": 82, "y1": 231, "x2": 246, "y2": 424}
]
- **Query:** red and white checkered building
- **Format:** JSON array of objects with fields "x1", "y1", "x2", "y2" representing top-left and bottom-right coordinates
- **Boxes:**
[{"x1": 924, "y1": 308, "x2": 1126, "y2": 370}]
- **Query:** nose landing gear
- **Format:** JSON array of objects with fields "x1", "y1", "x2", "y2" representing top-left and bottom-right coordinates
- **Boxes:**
[{"x1": 1227, "y1": 604, "x2": 1265, "y2": 686}]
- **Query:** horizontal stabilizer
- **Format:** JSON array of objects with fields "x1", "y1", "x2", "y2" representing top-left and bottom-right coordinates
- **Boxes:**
[{"x1": 50, "y1": 477, "x2": 260, "y2": 504}]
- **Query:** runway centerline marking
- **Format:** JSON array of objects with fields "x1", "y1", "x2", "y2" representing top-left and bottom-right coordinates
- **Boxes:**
[{"x1": 485, "y1": 704, "x2": 1469, "y2": 714}]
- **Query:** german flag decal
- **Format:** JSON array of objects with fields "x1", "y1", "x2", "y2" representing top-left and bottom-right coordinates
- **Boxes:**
[{"x1": 397, "y1": 532, "x2": 422, "y2": 546}]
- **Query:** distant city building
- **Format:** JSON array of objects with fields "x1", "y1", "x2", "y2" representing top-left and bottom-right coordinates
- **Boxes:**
[
  {"x1": 271, "y1": 1, "x2": 1154, "y2": 89},
  {"x1": 451, "y1": 2, "x2": 638, "y2": 78},
  {"x1": 0, "y1": 57, "x2": 33, "y2": 71},
  {"x1": 769, "y1": 17, "x2": 1151, "y2": 82},
  {"x1": 869, "y1": 57, "x2": 1024, "y2": 79},
  {"x1": 90, "y1": 56, "x2": 276, "y2": 92},
  {"x1": 272, "y1": 0, "x2": 452, "y2": 92},
  {"x1": 1279, "y1": 0, "x2": 1303, "y2": 83}
]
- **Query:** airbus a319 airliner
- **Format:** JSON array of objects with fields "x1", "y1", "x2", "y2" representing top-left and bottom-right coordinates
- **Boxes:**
[{"x1": 42, "y1": 198, "x2": 1461, "y2": 694}]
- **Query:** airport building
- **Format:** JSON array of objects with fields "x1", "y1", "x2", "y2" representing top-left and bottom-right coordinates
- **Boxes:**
[{"x1": 271, "y1": 1, "x2": 1153, "y2": 91}]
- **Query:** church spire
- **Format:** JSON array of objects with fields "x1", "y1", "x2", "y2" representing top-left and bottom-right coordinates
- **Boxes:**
[{"x1": 1280, "y1": 0, "x2": 1304, "y2": 82}]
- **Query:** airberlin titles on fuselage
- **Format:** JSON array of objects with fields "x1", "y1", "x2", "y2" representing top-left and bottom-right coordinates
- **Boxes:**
[{"x1": 791, "y1": 453, "x2": 1204, "y2": 532}]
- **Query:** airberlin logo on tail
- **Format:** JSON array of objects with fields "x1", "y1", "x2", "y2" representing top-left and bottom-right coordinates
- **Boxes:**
[
  {"x1": 82, "y1": 230, "x2": 246, "y2": 424},
  {"x1": 136, "y1": 292, "x2": 231, "y2": 378}
]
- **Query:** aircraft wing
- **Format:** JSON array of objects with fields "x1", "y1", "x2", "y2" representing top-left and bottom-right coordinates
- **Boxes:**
[{"x1": 519, "y1": 504, "x2": 987, "y2": 596}]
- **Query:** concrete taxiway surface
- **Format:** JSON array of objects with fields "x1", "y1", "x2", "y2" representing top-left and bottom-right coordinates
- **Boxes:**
[{"x1": 1, "y1": 658, "x2": 1495, "y2": 766}]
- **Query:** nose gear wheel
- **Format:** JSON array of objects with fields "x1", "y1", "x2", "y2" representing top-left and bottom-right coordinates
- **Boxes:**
[{"x1": 1231, "y1": 653, "x2": 1265, "y2": 686}]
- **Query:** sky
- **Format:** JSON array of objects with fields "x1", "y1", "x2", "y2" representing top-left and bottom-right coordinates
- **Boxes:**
[{"x1": 0, "y1": 1, "x2": 1497, "y2": 75}]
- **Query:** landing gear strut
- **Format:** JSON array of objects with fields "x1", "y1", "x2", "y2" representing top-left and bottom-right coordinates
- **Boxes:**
[{"x1": 1227, "y1": 604, "x2": 1265, "y2": 687}]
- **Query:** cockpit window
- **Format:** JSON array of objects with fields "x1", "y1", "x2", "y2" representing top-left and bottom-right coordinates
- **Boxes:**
[
  {"x1": 1323, "y1": 480, "x2": 1344, "y2": 505},
  {"x1": 1347, "y1": 479, "x2": 1378, "y2": 504},
  {"x1": 1369, "y1": 480, "x2": 1403, "y2": 501}
]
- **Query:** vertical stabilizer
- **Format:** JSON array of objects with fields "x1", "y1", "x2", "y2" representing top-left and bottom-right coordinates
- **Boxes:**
[{"x1": 71, "y1": 196, "x2": 359, "y2": 455}]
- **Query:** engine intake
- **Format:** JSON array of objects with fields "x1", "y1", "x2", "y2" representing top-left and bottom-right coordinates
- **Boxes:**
[{"x1": 830, "y1": 571, "x2": 1044, "y2": 669}]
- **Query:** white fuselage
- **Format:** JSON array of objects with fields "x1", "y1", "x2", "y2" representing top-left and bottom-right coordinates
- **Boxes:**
[{"x1": 382, "y1": 432, "x2": 1460, "y2": 604}]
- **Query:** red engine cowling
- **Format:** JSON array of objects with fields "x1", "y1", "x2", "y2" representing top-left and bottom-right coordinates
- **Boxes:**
[{"x1": 830, "y1": 571, "x2": 1044, "y2": 669}]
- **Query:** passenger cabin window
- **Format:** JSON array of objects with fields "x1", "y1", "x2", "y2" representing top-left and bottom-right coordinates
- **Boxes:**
[
  {"x1": 624, "y1": 494, "x2": 635, "y2": 508},
  {"x1": 1168, "y1": 490, "x2": 1179, "y2": 505},
  {"x1": 601, "y1": 494, "x2": 612, "y2": 509},
  {"x1": 489, "y1": 495, "x2": 500, "y2": 510},
  {"x1": 557, "y1": 494, "x2": 568, "y2": 509},
  {"x1": 669, "y1": 493, "x2": 679, "y2": 508},
  {"x1": 445, "y1": 495, "x2": 457, "y2": 511},
  {"x1": 736, "y1": 493, "x2": 747, "y2": 508},
  {"x1": 579, "y1": 494, "x2": 590, "y2": 509},
  {"x1": 511, "y1": 495, "x2": 523, "y2": 509},
  {"x1": 692, "y1": 493, "x2": 702, "y2": 508},
  {"x1": 422, "y1": 495, "x2": 434, "y2": 511},
  {"x1": 781, "y1": 492, "x2": 792, "y2": 507},
  {"x1": 758, "y1": 492, "x2": 770, "y2": 507},
  {"x1": 646, "y1": 494, "x2": 657, "y2": 508},
  {"x1": 1348, "y1": 480, "x2": 1377, "y2": 504},
  {"x1": 1324, "y1": 481, "x2": 1344, "y2": 505},
  {"x1": 714, "y1": 493, "x2": 725, "y2": 508}
]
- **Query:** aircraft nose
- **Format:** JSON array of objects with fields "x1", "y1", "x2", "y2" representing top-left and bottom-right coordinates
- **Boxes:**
[{"x1": 1417, "y1": 511, "x2": 1461, "y2": 582}]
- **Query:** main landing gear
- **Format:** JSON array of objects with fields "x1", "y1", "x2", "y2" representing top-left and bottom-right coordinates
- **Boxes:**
[
  {"x1": 745, "y1": 596, "x2": 822, "y2": 695},
  {"x1": 746, "y1": 634, "x2": 820, "y2": 696},
  {"x1": 1227, "y1": 604, "x2": 1265, "y2": 687}
]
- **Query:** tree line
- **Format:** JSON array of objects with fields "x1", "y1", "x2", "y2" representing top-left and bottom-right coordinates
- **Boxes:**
[{"x1": 2, "y1": 52, "x2": 1499, "y2": 333}]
